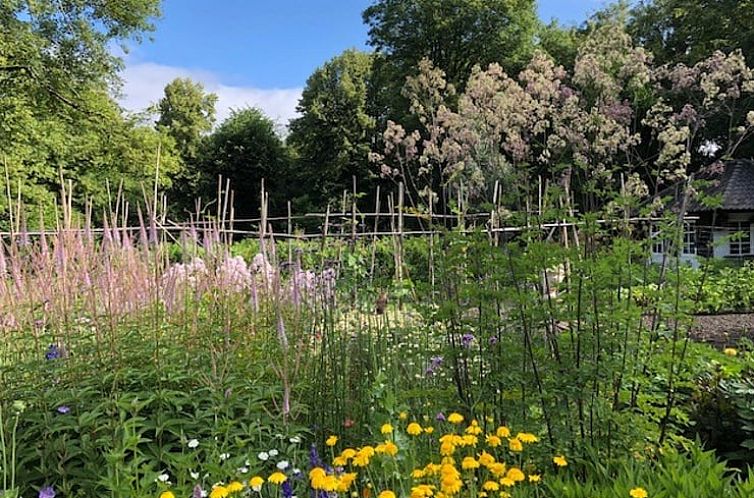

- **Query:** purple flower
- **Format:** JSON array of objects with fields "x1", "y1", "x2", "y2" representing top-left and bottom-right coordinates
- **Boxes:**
[
  {"x1": 425, "y1": 355, "x2": 444, "y2": 376},
  {"x1": 45, "y1": 344, "x2": 61, "y2": 360},
  {"x1": 461, "y1": 333, "x2": 475, "y2": 348},
  {"x1": 39, "y1": 486, "x2": 56, "y2": 498},
  {"x1": 192, "y1": 484, "x2": 205, "y2": 498},
  {"x1": 489, "y1": 336, "x2": 499, "y2": 346},
  {"x1": 282, "y1": 480, "x2": 294, "y2": 498},
  {"x1": 56, "y1": 405, "x2": 70, "y2": 414},
  {"x1": 309, "y1": 443, "x2": 322, "y2": 468},
  {"x1": 436, "y1": 412, "x2": 446, "y2": 422}
]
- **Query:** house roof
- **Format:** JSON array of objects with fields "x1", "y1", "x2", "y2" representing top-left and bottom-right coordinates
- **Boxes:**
[
  {"x1": 658, "y1": 159, "x2": 754, "y2": 213},
  {"x1": 682, "y1": 159, "x2": 754, "y2": 212}
]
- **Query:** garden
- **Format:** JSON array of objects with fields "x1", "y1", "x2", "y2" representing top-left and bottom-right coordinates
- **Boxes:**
[{"x1": 2, "y1": 204, "x2": 754, "y2": 498}]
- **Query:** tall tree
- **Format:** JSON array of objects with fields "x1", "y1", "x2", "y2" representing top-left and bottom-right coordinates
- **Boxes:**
[
  {"x1": 198, "y1": 109, "x2": 290, "y2": 219},
  {"x1": 363, "y1": 0, "x2": 538, "y2": 88},
  {"x1": 156, "y1": 78, "x2": 217, "y2": 162},
  {"x1": 629, "y1": 0, "x2": 754, "y2": 66},
  {"x1": 288, "y1": 50, "x2": 376, "y2": 209}
]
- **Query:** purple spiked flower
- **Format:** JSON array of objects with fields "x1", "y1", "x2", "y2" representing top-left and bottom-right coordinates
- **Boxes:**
[{"x1": 39, "y1": 486, "x2": 56, "y2": 498}]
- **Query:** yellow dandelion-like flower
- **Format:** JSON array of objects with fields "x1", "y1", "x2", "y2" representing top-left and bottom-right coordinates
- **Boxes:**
[
  {"x1": 516, "y1": 432, "x2": 539, "y2": 443},
  {"x1": 399, "y1": 411, "x2": 409, "y2": 420},
  {"x1": 629, "y1": 487, "x2": 648, "y2": 498},
  {"x1": 341, "y1": 448, "x2": 357, "y2": 459},
  {"x1": 424, "y1": 426, "x2": 435, "y2": 434},
  {"x1": 528, "y1": 474, "x2": 541, "y2": 483},
  {"x1": 381, "y1": 423, "x2": 394, "y2": 434},
  {"x1": 447, "y1": 412, "x2": 464, "y2": 424},
  {"x1": 407, "y1": 422, "x2": 423, "y2": 436},
  {"x1": 488, "y1": 462, "x2": 507, "y2": 477},
  {"x1": 496, "y1": 426, "x2": 511, "y2": 438},
  {"x1": 478, "y1": 450, "x2": 496, "y2": 467},
  {"x1": 378, "y1": 490, "x2": 396, "y2": 498},
  {"x1": 500, "y1": 477, "x2": 515, "y2": 487},
  {"x1": 325, "y1": 435, "x2": 338, "y2": 447},
  {"x1": 486, "y1": 434, "x2": 502, "y2": 447},
  {"x1": 249, "y1": 476, "x2": 264, "y2": 492},
  {"x1": 333, "y1": 455, "x2": 348, "y2": 466},
  {"x1": 268, "y1": 472, "x2": 287, "y2": 485},
  {"x1": 210, "y1": 486, "x2": 229, "y2": 498},
  {"x1": 724, "y1": 347, "x2": 738, "y2": 356},
  {"x1": 465, "y1": 421, "x2": 483, "y2": 435},
  {"x1": 506, "y1": 468, "x2": 525, "y2": 482},
  {"x1": 411, "y1": 468, "x2": 426, "y2": 479},
  {"x1": 410, "y1": 485, "x2": 435, "y2": 498},
  {"x1": 508, "y1": 438, "x2": 523, "y2": 452},
  {"x1": 337, "y1": 472, "x2": 357, "y2": 492},
  {"x1": 159, "y1": 492, "x2": 176, "y2": 498},
  {"x1": 227, "y1": 481, "x2": 244, "y2": 492},
  {"x1": 553, "y1": 455, "x2": 568, "y2": 467},
  {"x1": 482, "y1": 481, "x2": 500, "y2": 491},
  {"x1": 461, "y1": 456, "x2": 480, "y2": 470}
]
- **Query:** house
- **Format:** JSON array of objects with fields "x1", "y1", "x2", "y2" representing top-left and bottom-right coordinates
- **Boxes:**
[{"x1": 650, "y1": 159, "x2": 754, "y2": 267}]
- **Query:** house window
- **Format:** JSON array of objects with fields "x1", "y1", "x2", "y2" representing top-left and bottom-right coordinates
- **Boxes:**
[
  {"x1": 682, "y1": 222, "x2": 696, "y2": 255},
  {"x1": 651, "y1": 224, "x2": 665, "y2": 254},
  {"x1": 728, "y1": 222, "x2": 752, "y2": 256}
]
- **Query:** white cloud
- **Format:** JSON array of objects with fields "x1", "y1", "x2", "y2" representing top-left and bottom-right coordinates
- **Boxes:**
[{"x1": 117, "y1": 62, "x2": 302, "y2": 128}]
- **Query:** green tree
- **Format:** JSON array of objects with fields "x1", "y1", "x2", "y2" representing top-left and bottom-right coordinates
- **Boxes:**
[
  {"x1": 288, "y1": 50, "x2": 376, "y2": 210},
  {"x1": 156, "y1": 78, "x2": 217, "y2": 161},
  {"x1": 629, "y1": 0, "x2": 754, "y2": 66},
  {"x1": 197, "y1": 108, "x2": 290, "y2": 219},
  {"x1": 363, "y1": 0, "x2": 538, "y2": 89}
]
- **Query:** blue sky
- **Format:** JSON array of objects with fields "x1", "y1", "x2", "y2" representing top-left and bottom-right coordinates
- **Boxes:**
[{"x1": 120, "y1": 0, "x2": 611, "y2": 125}]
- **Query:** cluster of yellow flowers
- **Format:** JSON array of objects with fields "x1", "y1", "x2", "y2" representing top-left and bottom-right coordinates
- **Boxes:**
[{"x1": 310, "y1": 412, "x2": 553, "y2": 498}]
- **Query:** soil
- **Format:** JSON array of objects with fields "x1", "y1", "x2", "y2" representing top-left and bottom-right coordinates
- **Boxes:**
[{"x1": 689, "y1": 313, "x2": 754, "y2": 347}]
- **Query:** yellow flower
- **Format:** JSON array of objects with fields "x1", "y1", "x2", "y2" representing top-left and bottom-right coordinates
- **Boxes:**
[
  {"x1": 381, "y1": 423, "x2": 394, "y2": 434},
  {"x1": 268, "y1": 472, "x2": 287, "y2": 485},
  {"x1": 508, "y1": 438, "x2": 523, "y2": 452},
  {"x1": 496, "y1": 426, "x2": 511, "y2": 438},
  {"x1": 461, "y1": 456, "x2": 480, "y2": 470},
  {"x1": 447, "y1": 412, "x2": 464, "y2": 424},
  {"x1": 482, "y1": 481, "x2": 500, "y2": 491},
  {"x1": 341, "y1": 448, "x2": 357, "y2": 459},
  {"x1": 227, "y1": 481, "x2": 244, "y2": 492},
  {"x1": 478, "y1": 450, "x2": 496, "y2": 467},
  {"x1": 461, "y1": 434, "x2": 478, "y2": 446},
  {"x1": 485, "y1": 434, "x2": 502, "y2": 447},
  {"x1": 337, "y1": 472, "x2": 357, "y2": 492},
  {"x1": 378, "y1": 491, "x2": 396, "y2": 498},
  {"x1": 411, "y1": 468, "x2": 426, "y2": 479},
  {"x1": 399, "y1": 411, "x2": 408, "y2": 420},
  {"x1": 424, "y1": 426, "x2": 434, "y2": 435},
  {"x1": 724, "y1": 347, "x2": 738, "y2": 356},
  {"x1": 465, "y1": 420, "x2": 483, "y2": 435},
  {"x1": 553, "y1": 455, "x2": 568, "y2": 467},
  {"x1": 376, "y1": 441, "x2": 398, "y2": 456},
  {"x1": 499, "y1": 477, "x2": 515, "y2": 487},
  {"x1": 407, "y1": 422, "x2": 423, "y2": 436},
  {"x1": 326, "y1": 435, "x2": 338, "y2": 447},
  {"x1": 159, "y1": 493, "x2": 175, "y2": 498},
  {"x1": 516, "y1": 432, "x2": 539, "y2": 443},
  {"x1": 506, "y1": 468, "x2": 525, "y2": 482},
  {"x1": 210, "y1": 486, "x2": 229, "y2": 498},
  {"x1": 410, "y1": 484, "x2": 435, "y2": 498},
  {"x1": 488, "y1": 462, "x2": 507, "y2": 477},
  {"x1": 629, "y1": 487, "x2": 648, "y2": 498},
  {"x1": 333, "y1": 455, "x2": 348, "y2": 466},
  {"x1": 249, "y1": 476, "x2": 264, "y2": 492},
  {"x1": 528, "y1": 474, "x2": 541, "y2": 483}
]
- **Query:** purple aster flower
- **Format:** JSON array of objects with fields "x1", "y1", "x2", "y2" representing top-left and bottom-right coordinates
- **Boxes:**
[
  {"x1": 192, "y1": 484, "x2": 205, "y2": 498},
  {"x1": 56, "y1": 405, "x2": 70, "y2": 414},
  {"x1": 436, "y1": 412, "x2": 446, "y2": 422},
  {"x1": 39, "y1": 486, "x2": 56, "y2": 498},
  {"x1": 461, "y1": 333, "x2": 475, "y2": 348},
  {"x1": 489, "y1": 336, "x2": 498, "y2": 346}
]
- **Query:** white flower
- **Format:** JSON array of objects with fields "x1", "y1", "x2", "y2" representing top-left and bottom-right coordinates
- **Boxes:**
[
  {"x1": 188, "y1": 438, "x2": 199, "y2": 449},
  {"x1": 276, "y1": 460, "x2": 290, "y2": 470},
  {"x1": 292, "y1": 468, "x2": 301, "y2": 476},
  {"x1": 258, "y1": 451, "x2": 270, "y2": 461},
  {"x1": 268, "y1": 449, "x2": 279, "y2": 457},
  {"x1": 191, "y1": 471, "x2": 200, "y2": 480},
  {"x1": 220, "y1": 453, "x2": 230, "y2": 461},
  {"x1": 157, "y1": 473, "x2": 170, "y2": 483},
  {"x1": 699, "y1": 140, "x2": 721, "y2": 157},
  {"x1": 289, "y1": 436, "x2": 301, "y2": 444},
  {"x1": 238, "y1": 466, "x2": 249, "y2": 474}
]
